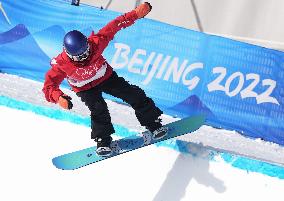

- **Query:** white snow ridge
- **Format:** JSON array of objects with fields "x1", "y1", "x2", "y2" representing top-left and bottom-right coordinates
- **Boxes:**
[{"x1": 1, "y1": 72, "x2": 284, "y2": 201}]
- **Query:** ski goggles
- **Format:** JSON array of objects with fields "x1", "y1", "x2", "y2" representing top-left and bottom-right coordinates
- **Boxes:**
[{"x1": 65, "y1": 44, "x2": 90, "y2": 62}]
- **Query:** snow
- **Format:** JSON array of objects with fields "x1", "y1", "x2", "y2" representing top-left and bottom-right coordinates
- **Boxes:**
[
  {"x1": 1, "y1": 73, "x2": 284, "y2": 200},
  {"x1": 0, "y1": 105, "x2": 284, "y2": 201},
  {"x1": 1, "y1": 73, "x2": 284, "y2": 165}
]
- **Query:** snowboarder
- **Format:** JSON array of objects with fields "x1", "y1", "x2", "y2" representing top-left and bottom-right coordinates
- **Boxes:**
[{"x1": 42, "y1": 2, "x2": 168, "y2": 156}]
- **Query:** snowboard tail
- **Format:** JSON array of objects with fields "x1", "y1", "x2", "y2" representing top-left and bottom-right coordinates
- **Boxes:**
[{"x1": 52, "y1": 114, "x2": 206, "y2": 170}]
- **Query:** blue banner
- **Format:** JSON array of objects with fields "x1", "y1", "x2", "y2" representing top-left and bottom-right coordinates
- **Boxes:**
[{"x1": 0, "y1": 0, "x2": 283, "y2": 145}]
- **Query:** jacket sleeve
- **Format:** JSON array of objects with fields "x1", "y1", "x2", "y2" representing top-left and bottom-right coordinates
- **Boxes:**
[
  {"x1": 42, "y1": 58, "x2": 66, "y2": 103},
  {"x1": 90, "y1": 10, "x2": 139, "y2": 51}
]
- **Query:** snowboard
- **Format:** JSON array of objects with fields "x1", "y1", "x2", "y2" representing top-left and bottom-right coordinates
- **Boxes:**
[{"x1": 52, "y1": 114, "x2": 206, "y2": 170}]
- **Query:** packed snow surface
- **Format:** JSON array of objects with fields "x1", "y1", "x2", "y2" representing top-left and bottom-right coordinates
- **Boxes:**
[{"x1": 1, "y1": 73, "x2": 284, "y2": 201}]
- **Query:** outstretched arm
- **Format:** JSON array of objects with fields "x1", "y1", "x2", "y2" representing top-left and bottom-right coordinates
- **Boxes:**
[{"x1": 91, "y1": 2, "x2": 152, "y2": 51}]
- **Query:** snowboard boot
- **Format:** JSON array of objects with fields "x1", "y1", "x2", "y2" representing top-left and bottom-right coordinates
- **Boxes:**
[
  {"x1": 95, "y1": 136, "x2": 113, "y2": 157},
  {"x1": 147, "y1": 118, "x2": 168, "y2": 140},
  {"x1": 152, "y1": 126, "x2": 169, "y2": 140}
]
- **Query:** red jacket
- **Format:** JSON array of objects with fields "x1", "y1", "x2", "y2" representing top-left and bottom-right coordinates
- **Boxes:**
[{"x1": 42, "y1": 10, "x2": 138, "y2": 103}]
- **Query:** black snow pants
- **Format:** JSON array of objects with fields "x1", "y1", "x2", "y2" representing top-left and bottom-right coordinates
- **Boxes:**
[{"x1": 76, "y1": 71, "x2": 162, "y2": 139}]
